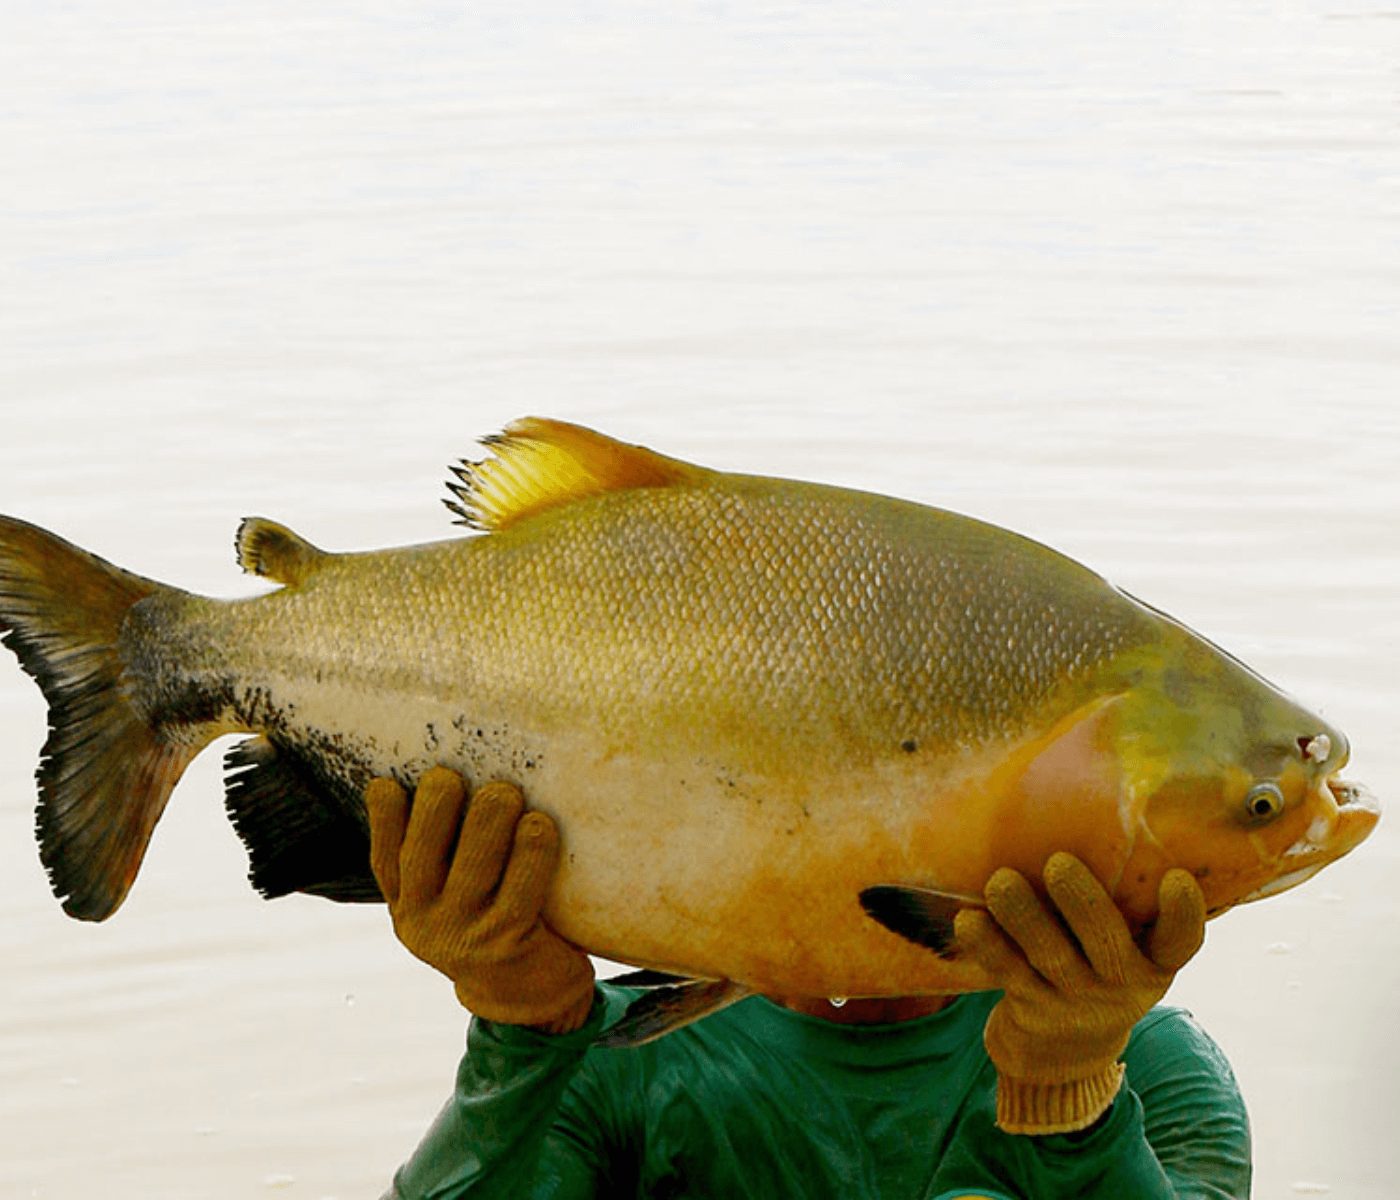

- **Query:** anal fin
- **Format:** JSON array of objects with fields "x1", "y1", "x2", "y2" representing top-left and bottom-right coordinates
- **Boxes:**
[
  {"x1": 223, "y1": 736, "x2": 381, "y2": 903},
  {"x1": 597, "y1": 978, "x2": 748, "y2": 1048}
]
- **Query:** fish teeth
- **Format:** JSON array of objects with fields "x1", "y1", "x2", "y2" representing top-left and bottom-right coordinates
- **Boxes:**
[
  {"x1": 1303, "y1": 734, "x2": 1332, "y2": 763},
  {"x1": 1283, "y1": 815, "x2": 1333, "y2": 859},
  {"x1": 1330, "y1": 778, "x2": 1379, "y2": 814}
]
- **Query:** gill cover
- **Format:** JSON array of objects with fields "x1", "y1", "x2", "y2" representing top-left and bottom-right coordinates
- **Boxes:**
[{"x1": 1109, "y1": 623, "x2": 1372, "y2": 922}]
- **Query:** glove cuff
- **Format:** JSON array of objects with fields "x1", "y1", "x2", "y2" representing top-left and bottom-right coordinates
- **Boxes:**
[
  {"x1": 453, "y1": 958, "x2": 597, "y2": 1033},
  {"x1": 994, "y1": 1060, "x2": 1126, "y2": 1135},
  {"x1": 528, "y1": 985, "x2": 599, "y2": 1035}
]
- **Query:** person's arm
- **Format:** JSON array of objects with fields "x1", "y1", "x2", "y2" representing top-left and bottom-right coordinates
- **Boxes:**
[
  {"x1": 383, "y1": 991, "x2": 635, "y2": 1200},
  {"x1": 1128, "y1": 1008, "x2": 1252, "y2": 1198},
  {"x1": 368, "y1": 770, "x2": 621, "y2": 1199},
  {"x1": 928, "y1": 1017, "x2": 1250, "y2": 1199}
]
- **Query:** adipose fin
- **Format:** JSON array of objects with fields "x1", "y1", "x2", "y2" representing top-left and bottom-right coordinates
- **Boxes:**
[{"x1": 235, "y1": 517, "x2": 331, "y2": 586}]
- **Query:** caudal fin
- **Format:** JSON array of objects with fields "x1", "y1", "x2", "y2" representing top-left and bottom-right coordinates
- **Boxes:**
[{"x1": 0, "y1": 516, "x2": 199, "y2": 920}]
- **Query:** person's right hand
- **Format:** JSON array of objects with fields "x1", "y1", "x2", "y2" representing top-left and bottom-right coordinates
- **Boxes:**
[
  {"x1": 955, "y1": 852, "x2": 1206, "y2": 1135},
  {"x1": 366, "y1": 767, "x2": 596, "y2": 1034}
]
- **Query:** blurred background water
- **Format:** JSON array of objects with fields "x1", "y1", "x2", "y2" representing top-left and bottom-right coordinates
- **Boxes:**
[{"x1": 1, "y1": 2, "x2": 1397, "y2": 1196}]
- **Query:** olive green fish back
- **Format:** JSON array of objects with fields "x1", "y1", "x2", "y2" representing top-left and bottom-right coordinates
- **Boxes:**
[{"x1": 429, "y1": 473, "x2": 1161, "y2": 769}]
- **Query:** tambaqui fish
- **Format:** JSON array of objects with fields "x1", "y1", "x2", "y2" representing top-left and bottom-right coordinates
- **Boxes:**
[{"x1": 0, "y1": 418, "x2": 1379, "y2": 1040}]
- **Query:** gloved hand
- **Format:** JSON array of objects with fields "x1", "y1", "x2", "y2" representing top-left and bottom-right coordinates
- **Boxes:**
[
  {"x1": 365, "y1": 767, "x2": 596, "y2": 1035},
  {"x1": 955, "y1": 851, "x2": 1206, "y2": 1136}
]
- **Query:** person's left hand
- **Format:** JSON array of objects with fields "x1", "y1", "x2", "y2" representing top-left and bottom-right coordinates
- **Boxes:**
[
  {"x1": 955, "y1": 852, "x2": 1207, "y2": 1136},
  {"x1": 366, "y1": 768, "x2": 596, "y2": 1034}
]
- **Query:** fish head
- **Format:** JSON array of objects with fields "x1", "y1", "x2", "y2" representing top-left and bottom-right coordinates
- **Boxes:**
[{"x1": 1109, "y1": 639, "x2": 1380, "y2": 925}]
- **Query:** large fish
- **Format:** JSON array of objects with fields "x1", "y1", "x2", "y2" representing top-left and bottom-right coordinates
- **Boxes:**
[{"x1": 0, "y1": 418, "x2": 1379, "y2": 1038}]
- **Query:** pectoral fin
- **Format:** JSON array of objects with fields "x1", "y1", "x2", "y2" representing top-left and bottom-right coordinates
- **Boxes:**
[
  {"x1": 596, "y1": 978, "x2": 749, "y2": 1048},
  {"x1": 859, "y1": 885, "x2": 985, "y2": 959}
]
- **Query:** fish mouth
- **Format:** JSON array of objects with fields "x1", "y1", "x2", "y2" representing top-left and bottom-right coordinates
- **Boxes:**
[
  {"x1": 1327, "y1": 776, "x2": 1380, "y2": 818},
  {"x1": 1236, "y1": 775, "x2": 1380, "y2": 906}
]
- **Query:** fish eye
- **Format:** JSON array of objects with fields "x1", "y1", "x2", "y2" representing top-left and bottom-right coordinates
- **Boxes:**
[{"x1": 1245, "y1": 782, "x2": 1285, "y2": 821}]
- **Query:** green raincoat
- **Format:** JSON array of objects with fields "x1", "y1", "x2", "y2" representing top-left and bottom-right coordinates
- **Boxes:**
[{"x1": 386, "y1": 983, "x2": 1249, "y2": 1199}]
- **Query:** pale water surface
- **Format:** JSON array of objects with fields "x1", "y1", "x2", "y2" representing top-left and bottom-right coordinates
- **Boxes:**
[{"x1": 2, "y1": 3, "x2": 1398, "y2": 1197}]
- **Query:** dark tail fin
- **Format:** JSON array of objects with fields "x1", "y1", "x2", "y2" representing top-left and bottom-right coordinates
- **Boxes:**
[{"x1": 0, "y1": 516, "x2": 200, "y2": 920}]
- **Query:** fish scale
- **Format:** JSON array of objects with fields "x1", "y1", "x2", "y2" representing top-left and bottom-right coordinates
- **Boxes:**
[{"x1": 467, "y1": 481, "x2": 1139, "y2": 755}]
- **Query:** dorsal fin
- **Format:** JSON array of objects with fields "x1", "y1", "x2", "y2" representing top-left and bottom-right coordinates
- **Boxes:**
[
  {"x1": 444, "y1": 417, "x2": 709, "y2": 532},
  {"x1": 235, "y1": 518, "x2": 331, "y2": 585}
]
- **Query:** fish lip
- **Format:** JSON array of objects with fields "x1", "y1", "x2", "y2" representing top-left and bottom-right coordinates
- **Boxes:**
[
  {"x1": 1238, "y1": 863, "x2": 1327, "y2": 904},
  {"x1": 1327, "y1": 775, "x2": 1380, "y2": 817},
  {"x1": 1277, "y1": 776, "x2": 1378, "y2": 861}
]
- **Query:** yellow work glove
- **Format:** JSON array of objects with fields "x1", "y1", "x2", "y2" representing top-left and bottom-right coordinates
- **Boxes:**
[
  {"x1": 955, "y1": 851, "x2": 1207, "y2": 1136},
  {"x1": 366, "y1": 767, "x2": 596, "y2": 1035}
]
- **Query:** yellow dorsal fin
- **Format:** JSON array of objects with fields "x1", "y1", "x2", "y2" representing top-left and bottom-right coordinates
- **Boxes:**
[
  {"x1": 235, "y1": 518, "x2": 331, "y2": 586},
  {"x1": 444, "y1": 417, "x2": 709, "y2": 532}
]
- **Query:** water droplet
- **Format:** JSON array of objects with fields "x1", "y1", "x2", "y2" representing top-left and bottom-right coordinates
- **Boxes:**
[
  {"x1": 828, "y1": 996, "x2": 847, "y2": 1008},
  {"x1": 344, "y1": 993, "x2": 356, "y2": 1007},
  {"x1": 1267, "y1": 942, "x2": 1293, "y2": 955}
]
